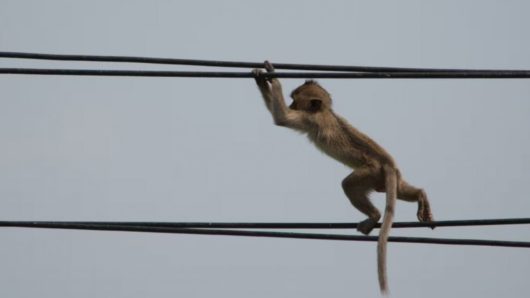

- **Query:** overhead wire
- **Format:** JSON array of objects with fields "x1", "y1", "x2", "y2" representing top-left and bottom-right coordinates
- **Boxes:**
[
  {"x1": 2, "y1": 218, "x2": 529, "y2": 229},
  {"x1": 1, "y1": 51, "x2": 526, "y2": 73},
  {"x1": 1, "y1": 68, "x2": 530, "y2": 79},
  {"x1": 1, "y1": 51, "x2": 530, "y2": 78},
  {"x1": 1, "y1": 219, "x2": 529, "y2": 248}
]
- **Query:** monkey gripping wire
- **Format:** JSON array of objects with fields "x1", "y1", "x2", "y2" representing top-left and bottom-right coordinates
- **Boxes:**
[
  {"x1": 1, "y1": 51, "x2": 530, "y2": 78},
  {"x1": 1, "y1": 218, "x2": 530, "y2": 248}
]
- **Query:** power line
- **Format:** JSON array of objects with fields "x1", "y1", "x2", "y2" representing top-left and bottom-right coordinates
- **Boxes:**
[
  {"x1": 1, "y1": 219, "x2": 529, "y2": 248},
  {"x1": 2, "y1": 68, "x2": 530, "y2": 79},
  {"x1": 1, "y1": 218, "x2": 529, "y2": 229},
  {"x1": 1, "y1": 51, "x2": 529, "y2": 74},
  {"x1": 1, "y1": 51, "x2": 530, "y2": 79},
  {"x1": 1, "y1": 221, "x2": 529, "y2": 248}
]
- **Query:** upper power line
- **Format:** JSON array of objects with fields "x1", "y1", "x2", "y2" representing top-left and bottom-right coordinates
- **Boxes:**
[
  {"x1": 1, "y1": 68, "x2": 530, "y2": 79},
  {"x1": 1, "y1": 51, "x2": 530, "y2": 79},
  {"x1": 2, "y1": 51, "x2": 526, "y2": 72}
]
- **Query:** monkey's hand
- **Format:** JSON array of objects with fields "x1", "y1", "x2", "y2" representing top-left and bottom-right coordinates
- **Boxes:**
[
  {"x1": 256, "y1": 60, "x2": 286, "y2": 117},
  {"x1": 252, "y1": 69, "x2": 270, "y2": 89},
  {"x1": 262, "y1": 61, "x2": 284, "y2": 98},
  {"x1": 264, "y1": 60, "x2": 275, "y2": 73},
  {"x1": 252, "y1": 60, "x2": 275, "y2": 85},
  {"x1": 253, "y1": 68, "x2": 273, "y2": 111}
]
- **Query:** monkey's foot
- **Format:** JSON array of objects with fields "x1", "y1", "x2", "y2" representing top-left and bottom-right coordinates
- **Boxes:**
[
  {"x1": 357, "y1": 218, "x2": 378, "y2": 235},
  {"x1": 417, "y1": 207, "x2": 435, "y2": 229}
]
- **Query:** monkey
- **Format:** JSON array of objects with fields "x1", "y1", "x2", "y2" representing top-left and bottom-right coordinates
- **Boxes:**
[{"x1": 253, "y1": 61, "x2": 433, "y2": 294}]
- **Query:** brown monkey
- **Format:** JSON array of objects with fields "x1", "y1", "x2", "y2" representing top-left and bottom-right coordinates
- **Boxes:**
[{"x1": 253, "y1": 61, "x2": 433, "y2": 294}]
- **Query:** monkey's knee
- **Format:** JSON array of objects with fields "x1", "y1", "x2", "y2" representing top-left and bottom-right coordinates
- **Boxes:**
[
  {"x1": 341, "y1": 173, "x2": 372, "y2": 193},
  {"x1": 341, "y1": 178, "x2": 369, "y2": 206}
]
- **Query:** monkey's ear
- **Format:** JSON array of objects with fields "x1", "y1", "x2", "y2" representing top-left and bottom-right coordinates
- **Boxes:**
[{"x1": 308, "y1": 99, "x2": 322, "y2": 112}]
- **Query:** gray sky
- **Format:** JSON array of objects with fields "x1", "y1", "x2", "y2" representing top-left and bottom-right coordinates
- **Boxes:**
[{"x1": 1, "y1": 1, "x2": 529, "y2": 297}]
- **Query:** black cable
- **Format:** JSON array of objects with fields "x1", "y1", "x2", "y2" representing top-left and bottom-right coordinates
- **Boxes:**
[
  {"x1": 1, "y1": 68, "x2": 530, "y2": 79},
  {"x1": 1, "y1": 218, "x2": 529, "y2": 229},
  {"x1": 1, "y1": 222, "x2": 528, "y2": 248},
  {"x1": 1, "y1": 51, "x2": 529, "y2": 74}
]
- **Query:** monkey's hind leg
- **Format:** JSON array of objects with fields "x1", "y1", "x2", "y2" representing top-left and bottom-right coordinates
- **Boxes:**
[
  {"x1": 342, "y1": 168, "x2": 381, "y2": 235},
  {"x1": 398, "y1": 180, "x2": 434, "y2": 224}
]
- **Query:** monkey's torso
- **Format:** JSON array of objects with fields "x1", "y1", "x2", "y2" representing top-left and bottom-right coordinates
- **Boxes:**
[{"x1": 305, "y1": 112, "x2": 394, "y2": 170}]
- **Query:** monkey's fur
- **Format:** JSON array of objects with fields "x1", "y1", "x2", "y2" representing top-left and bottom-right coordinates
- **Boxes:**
[{"x1": 253, "y1": 62, "x2": 433, "y2": 294}]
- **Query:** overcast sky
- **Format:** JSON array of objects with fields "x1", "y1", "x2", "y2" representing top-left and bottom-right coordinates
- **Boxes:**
[{"x1": 1, "y1": 1, "x2": 529, "y2": 297}]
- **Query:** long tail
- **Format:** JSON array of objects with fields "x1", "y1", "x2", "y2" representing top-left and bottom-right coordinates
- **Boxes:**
[{"x1": 378, "y1": 164, "x2": 398, "y2": 294}]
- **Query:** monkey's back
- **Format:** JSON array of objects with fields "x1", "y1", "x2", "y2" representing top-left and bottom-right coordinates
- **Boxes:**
[{"x1": 307, "y1": 112, "x2": 394, "y2": 169}]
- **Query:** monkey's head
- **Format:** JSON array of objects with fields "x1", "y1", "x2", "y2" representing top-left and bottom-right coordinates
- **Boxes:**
[{"x1": 289, "y1": 80, "x2": 332, "y2": 113}]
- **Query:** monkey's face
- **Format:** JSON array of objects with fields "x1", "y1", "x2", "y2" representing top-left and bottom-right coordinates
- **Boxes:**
[{"x1": 290, "y1": 80, "x2": 332, "y2": 113}]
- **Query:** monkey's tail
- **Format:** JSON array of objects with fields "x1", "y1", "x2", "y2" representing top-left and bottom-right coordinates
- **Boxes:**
[{"x1": 378, "y1": 164, "x2": 398, "y2": 295}]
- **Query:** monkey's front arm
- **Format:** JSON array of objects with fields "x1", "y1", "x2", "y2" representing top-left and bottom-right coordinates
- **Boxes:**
[{"x1": 253, "y1": 63, "x2": 305, "y2": 130}]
